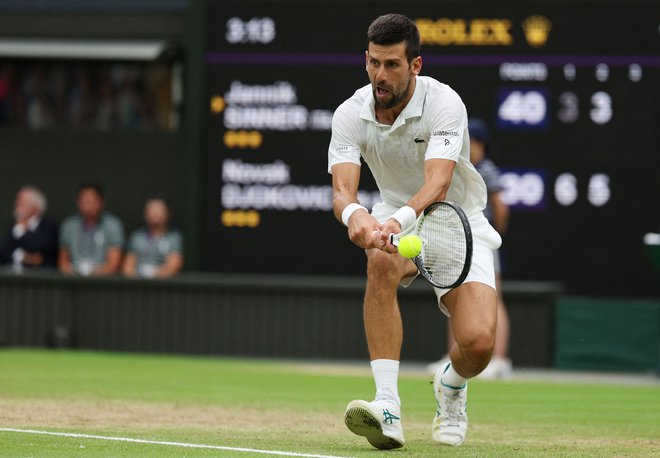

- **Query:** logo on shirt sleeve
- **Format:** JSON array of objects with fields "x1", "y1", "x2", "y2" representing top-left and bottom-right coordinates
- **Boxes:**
[{"x1": 431, "y1": 130, "x2": 459, "y2": 137}]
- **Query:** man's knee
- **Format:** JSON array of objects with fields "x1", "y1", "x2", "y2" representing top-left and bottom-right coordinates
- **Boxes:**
[
  {"x1": 456, "y1": 326, "x2": 495, "y2": 366},
  {"x1": 366, "y1": 250, "x2": 404, "y2": 282}
]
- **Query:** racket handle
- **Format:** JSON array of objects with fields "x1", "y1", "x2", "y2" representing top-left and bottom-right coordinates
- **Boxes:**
[
  {"x1": 371, "y1": 230, "x2": 400, "y2": 246},
  {"x1": 371, "y1": 230, "x2": 399, "y2": 246}
]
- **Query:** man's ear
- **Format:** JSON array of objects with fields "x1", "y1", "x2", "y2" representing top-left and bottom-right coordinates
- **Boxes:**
[{"x1": 411, "y1": 56, "x2": 423, "y2": 75}]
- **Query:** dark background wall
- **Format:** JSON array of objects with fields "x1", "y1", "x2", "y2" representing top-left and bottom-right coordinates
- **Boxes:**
[
  {"x1": 0, "y1": 0, "x2": 658, "y2": 293},
  {"x1": 0, "y1": 0, "x2": 197, "y2": 263},
  {"x1": 0, "y1": 131, "x2": 184, "y2": 236},
  {"x1": 0, "y1": 0, "x2": 186, "y2": 39},
  {"x1": 0, "y1": 0, "x2": 657, "y2": 371}
]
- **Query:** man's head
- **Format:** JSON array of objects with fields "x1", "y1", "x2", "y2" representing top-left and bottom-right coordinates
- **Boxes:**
[
  {"x1": 77, "y1": 183, "x2": 105, "y2": 222},
  {"x1": 366, "y1": 14, "x2": 422, "y2": 109},
  {"x1": 14, "y1": 186, "x2": 47, "y2": 222},
  {"x1": 144, "y1": 196, "x2": 170, "y2": 230},
  {"x1": 368, "y1": 14, "x2": 420, "y2": 63}
]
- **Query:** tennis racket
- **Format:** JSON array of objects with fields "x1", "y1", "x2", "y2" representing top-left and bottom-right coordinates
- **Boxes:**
[{"x1": 390, "y1": 201, "x2": 473, "y2": 289}]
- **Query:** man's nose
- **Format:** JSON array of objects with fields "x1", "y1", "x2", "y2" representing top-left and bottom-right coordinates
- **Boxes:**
[{"x1": 375, "y1": 66, "x2": 387, "y2": 83}]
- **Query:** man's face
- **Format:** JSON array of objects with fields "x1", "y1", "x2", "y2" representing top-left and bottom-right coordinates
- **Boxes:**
[
  {"x1": 144, "y1": 200, "x2": 169, "y2": 228},
  {"x1": 366, "y1": 42, "x2": 420, "y2": 109},
  {"x1": 77, "y1": 189, "x2": 104, "y2": 221},
  {"x1": 469, "y1": 138, "x2": 486, "y2": 165},
  {"x1": 14, "y1": 190, "x2": 37, "y2": 221}
]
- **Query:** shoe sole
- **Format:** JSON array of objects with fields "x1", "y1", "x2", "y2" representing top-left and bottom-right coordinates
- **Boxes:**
[
  {"x1": 345, "y1": 405, "x2": 404, "y2": 450},
  {"x1": 432, "y1": 421, "x2": 466, "y2": 447}
]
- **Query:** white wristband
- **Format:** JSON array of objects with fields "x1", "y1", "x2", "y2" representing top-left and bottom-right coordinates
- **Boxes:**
[
  {"x1": 341, "y1": 203, "x2": 367, "y2": 226},
  {"x1": 12, "y1": 248, "x2": 25, "y2": 264},
  {"x1": 389, "y1": 205, "x2": 417, "y2": 230}
]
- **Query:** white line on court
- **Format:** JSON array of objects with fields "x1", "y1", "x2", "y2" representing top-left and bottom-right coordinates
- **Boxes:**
[{"x1": 0, "y1": 428, "x2": 351, "y2": 458}]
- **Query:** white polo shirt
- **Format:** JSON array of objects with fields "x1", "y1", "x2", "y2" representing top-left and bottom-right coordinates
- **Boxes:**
[{"x1": 328, "y1": 75, "x2": 487, "y2": 218}]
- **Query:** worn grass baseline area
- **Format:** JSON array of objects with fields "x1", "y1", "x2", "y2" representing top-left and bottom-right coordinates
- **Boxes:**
[{"x1": 0, "y1": 349, "x2": 658, "y2": 457}]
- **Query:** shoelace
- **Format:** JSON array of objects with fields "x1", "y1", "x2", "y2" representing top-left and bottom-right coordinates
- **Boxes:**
[{"x1": 441, "y1": 390, "x2": 465, "y2": 428}]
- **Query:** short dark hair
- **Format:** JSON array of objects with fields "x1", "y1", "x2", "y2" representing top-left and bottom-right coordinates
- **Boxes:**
[
  {"x1": 367, "y1": 14, "x2": 420, "y2": 62},
  {"x1": 77, "y1": 183, "x2": 104, "y2": 199},
  {"x1": 145, "y1": 194, "x2": 172, "y2": 211}
]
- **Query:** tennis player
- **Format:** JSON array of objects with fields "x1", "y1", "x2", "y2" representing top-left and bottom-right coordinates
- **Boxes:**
[{"x1": 328, "y1": 14, "x2": 501, "y2": 449}]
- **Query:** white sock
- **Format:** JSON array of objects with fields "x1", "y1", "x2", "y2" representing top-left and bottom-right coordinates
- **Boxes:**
[
  {"x1": 371, "y1": 359, "x2": 400, "y2": 405},
  {"x1": 441, "y1": 362, "x2": 467, "y2": 389}
]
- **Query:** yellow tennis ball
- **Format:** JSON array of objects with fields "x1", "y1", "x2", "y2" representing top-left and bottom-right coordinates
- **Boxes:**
[{"x1": 397, "y1": 234, "x2": 423, "y2": 258}]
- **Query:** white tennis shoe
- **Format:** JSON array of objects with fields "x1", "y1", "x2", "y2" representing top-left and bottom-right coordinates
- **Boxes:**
[
  {"x1": 344, "y1": 399, "x2": 405, "y2": 450},
  {"x1": 432, "y1": 364, "x2": 468, "y2": 446}
]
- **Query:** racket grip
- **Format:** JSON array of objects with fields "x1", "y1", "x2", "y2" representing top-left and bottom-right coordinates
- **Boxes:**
[{"x1": 372, "y1": 230, "x2": 398, "y2": 246}]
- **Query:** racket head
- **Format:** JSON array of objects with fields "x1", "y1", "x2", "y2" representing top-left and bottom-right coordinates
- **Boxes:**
[{"x1": 412, "y1": 201, "x2": 473, "y2": 289}]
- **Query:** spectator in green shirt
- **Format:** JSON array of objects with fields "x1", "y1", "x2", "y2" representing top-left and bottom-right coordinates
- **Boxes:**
[
  {"x1": 123, "y1": 197, "x2": 183, "y2": 278},
  {"x1": 58, "y1": 184, "x2": 124, "y2": 276}
]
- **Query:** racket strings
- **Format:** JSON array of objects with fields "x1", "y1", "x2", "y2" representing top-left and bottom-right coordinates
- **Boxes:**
[{"x1": 417, "y1": 206, "x2": 468, "y2": 287}]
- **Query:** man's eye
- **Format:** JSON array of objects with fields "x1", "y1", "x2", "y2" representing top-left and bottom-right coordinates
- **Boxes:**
[{"x1": 386, "y1": 62, "x2": 398, "y2": 68}]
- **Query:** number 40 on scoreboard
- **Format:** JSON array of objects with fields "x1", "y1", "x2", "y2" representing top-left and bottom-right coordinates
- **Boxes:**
[{"x1": 497, "y1": 87, "x2": 550, "y2": 130}]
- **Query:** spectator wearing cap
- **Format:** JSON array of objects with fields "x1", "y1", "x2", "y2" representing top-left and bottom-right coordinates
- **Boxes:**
[
  {"x1": 468, "y1": 118, "x2": 510, "y2": 234},
  {"x1": 58, "y1": 184, "x2": 124, "y2": 276},
  {"x1": 0, "y1": 186, "x2": 58, "y2": 271},
  {"x1": 122, "y1": 197, "x2": 183, "y2": 278}
]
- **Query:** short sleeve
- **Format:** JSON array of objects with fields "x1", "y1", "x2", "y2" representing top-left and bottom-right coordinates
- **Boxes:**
[
  {"x1": 126, "y1": 231, "x2": 139, "y2": 253},
  {"x1": 168, "y1": 231, "x2": 183, "y2": 254},
  {"x1": 58, "y1": 218, "x2": 74, "y2": 249},
  {"x1": 478, "y1": 159, "x2": 503, "y2": 193},
  {"x1": 327, "y1": 103, "x2": 363, "y2": 173},
  {"x1": 424, "y1": 91, "x2": 468, "y2": 163},
  {"x1": 105, "y1": 216, "x2": 125, "y2": 248}
]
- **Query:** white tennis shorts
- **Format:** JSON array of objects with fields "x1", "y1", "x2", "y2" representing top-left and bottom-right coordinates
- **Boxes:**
[
  {"x1": 371, "y1": 202, "x2": 501, "y2": 317},
  {"x1": 493, "y1": 247, "x2": 502, "y2": 275}
]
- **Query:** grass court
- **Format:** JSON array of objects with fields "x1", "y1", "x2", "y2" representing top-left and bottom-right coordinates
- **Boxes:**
[{"x1": 0, "y1": 349, "x2": 658, "y2": 457}]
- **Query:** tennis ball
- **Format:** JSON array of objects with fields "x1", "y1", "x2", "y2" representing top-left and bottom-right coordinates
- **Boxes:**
[{"x1": 397, "y1": 235, "x2": 423, "y2": 259}]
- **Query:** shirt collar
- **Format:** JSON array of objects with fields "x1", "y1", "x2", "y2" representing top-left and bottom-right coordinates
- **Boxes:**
[
  {"x1": 12, "y1": 215, "x2": 41, "y2": 239},
  {"x1": 27, "y1": 215, "x2": 41, "y2": 232},
  {"x1": 359, "y1": 76, "x2": 425, "y2": 128}
]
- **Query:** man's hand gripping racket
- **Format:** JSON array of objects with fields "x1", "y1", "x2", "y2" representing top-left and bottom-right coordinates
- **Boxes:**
[{"x1": 389, "y1": 201, "x2": 473, "y2": 289}]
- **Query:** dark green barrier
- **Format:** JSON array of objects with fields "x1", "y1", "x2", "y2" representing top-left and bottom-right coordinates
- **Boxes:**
[{"x1": 555, "y1": 297, "x2": 660, "y2": 372}]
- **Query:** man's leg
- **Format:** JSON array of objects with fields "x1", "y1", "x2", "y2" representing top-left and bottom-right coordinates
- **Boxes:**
[
  {"x1": 444, "y1": 282, "x2": 497, "y2": 378},
  {"x1": 363, "y1": 249, "x2": 411, "y2": 361},
  {"x1": 344, "y1": 249, "x2": 415, "y2": 450},
  {"x1": 441, "y1": 274, "x2": 510, "y2": 379},
  {"x1": 432, "y1": 282, "x2": 497, "y2": 446}
]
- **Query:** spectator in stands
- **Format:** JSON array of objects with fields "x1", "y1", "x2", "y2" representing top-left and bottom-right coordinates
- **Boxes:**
[
  {"x1": 58, "y1": 184, "x2": 124, "y2": 276},
  {"x1": 0, "y1": 186, "x2": 58, "y2": 271},
  {"x1": 122, "y1": 196, "x2": 183, "y2": 278}
]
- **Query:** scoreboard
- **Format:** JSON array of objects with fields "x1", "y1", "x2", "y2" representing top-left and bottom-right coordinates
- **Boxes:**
[{"x1": 202, "y1": 1, "x2": 660, "y2": 297}]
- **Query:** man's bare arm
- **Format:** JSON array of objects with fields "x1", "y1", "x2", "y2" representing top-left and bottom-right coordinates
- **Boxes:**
[
  {"x1": 331, "y1": 163, "x2": 381, "y2": 249},
  {"x1": 407, "y1": 158, "x2": 456, "y2": 212}
]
